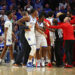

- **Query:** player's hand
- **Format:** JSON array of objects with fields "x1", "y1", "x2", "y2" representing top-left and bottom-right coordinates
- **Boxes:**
[{"x1": 14, "y1": 39, "x2": 18, "y2": 42}]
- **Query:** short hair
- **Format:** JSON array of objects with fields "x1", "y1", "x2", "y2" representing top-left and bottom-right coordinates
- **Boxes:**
[
  {"x1": 56, "y1": 12, "x2": 63, "y2": 18},
  {"x1": 22, "y1": 11, "x2": 28, "y2": 16},
  {"x1": 6, "y1": 11, "x2": 12, "y2": 16},
  {"x1": 30, "y1": 9, "x2": 36, "y2": 14},
  {"x1": 59, "y1": 14, "x2": 67, "y2": 22},
  {"x1": 53, "y1": 19, "x2": 58, "y2": 25},
  {"x1": 39, "y1": 12, "x2": 46, "y2": 19},
  {"x1": 48, "y1": 11, "x2": 54, "y2": 17}
]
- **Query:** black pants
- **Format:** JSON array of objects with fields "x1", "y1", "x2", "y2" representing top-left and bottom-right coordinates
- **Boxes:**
[
  {"x1": 15, "y1": 29, "x2": 31, "y2": 65},
  {"x1": 51, "y1": 46, "x2": 55, "y2": 62},
  {"x1": 64, "y1": 40, "x2": 74, "y2": 65},
  {"x1": 54, "y1": 38, "x2": 64, "y2": 66}
]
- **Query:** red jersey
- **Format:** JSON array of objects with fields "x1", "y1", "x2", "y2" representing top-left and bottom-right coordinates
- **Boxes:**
[
  {"x1": 49, "y1": 22, "x2": 75, "y2": 40},
  {"x1": 44, "y1": 19, "x2": 51, "y2": 45}
]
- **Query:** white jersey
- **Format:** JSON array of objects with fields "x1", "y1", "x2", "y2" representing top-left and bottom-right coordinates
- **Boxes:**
[
  {"x1": 4, "y1": 20, "x2": 12, "y2": 46},
  {"x1": 35, "y1": 22, "x2": 47, "y2": 49},
  {"x1": 36, "y1": 22, "x2": 43, "y2": 37},
  {"x1": 26, "y1": 15, "x2": 36, "y2": 33},
  {"x1": 25, "y1": 15, "x2": 36, "y2": 45},
  {"x1": 47, "y1": 18, "x2": 54, "y2": 25},
  {"x1": 25, "y1": 15, "x2": 37, "y2": 56}
]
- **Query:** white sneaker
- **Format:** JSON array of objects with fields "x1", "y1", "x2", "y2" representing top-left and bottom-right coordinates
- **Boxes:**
[
  {"x1": 33, "y1": 59, "x2": 36, "y2": 66},
  {"x1": 11, "y1": 60, "x2": 15, "y2": 64},
  {"x1": 0, "y1": 59, "x2": 2, "y2": 64},
  {"x1": 22, "y1": 66, "x2": 26, "y2": 68},
  {"x1": 41, "y1": 59, "x2": 45, "y2": 67}
]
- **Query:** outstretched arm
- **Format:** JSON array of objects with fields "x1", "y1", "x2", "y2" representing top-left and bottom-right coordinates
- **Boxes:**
[
  {"x1": 35, "y1": 22, "x2": 47, "y2": 38},
  {"x1": 17, "y1": 16, "x2": 30, "y2": 26},
  {"x1": 44, "y1": 21, "x2": 64, "y2": 30}
]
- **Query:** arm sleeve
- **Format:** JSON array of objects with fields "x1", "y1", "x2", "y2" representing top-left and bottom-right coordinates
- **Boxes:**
[{"x1": 49, "y1": 25, "x2": 64, "y2": 29}]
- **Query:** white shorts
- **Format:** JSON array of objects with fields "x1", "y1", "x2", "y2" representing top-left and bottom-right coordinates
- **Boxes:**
[
  {"x1": 25, "y1": 32, "x2": 36, "y2": 45},
  {"x1": 6, "y1": 36, "x2": 12, "y2": 46},
  {"x1": 25, "y1": 32, "x2": 36, "y2": 56},
  {"x1": 36, "y1": 35, "x2": 47, "y2": 49}
]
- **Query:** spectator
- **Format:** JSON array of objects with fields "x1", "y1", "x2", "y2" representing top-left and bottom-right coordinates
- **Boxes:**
[
  {"x1": 34, "y1": 0, "x2": 43, "y2": 10},
  {"x1": 24, "y1": 0, "x2": 33, "y2": 11},
  {"x1": 16, "y1": 9, "x2": 23, "y2": 20},
  {"x1": 59, "y1": 0, "x2": 68, "y2": 10},
  {"x1": 0, "y1": 10, "x2": 9, "y2": 21},
  {"x1": 44, "y1": 3, "x2": 52, "y2": 14},
  {"x1": 0, "y1": 17, "x2": 5, "y2": 32}
]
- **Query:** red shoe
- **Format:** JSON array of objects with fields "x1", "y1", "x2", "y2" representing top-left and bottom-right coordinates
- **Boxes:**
[
  {"x1": 65, "y1": 64, "x2": 72, "y2": 68},
  {"x1": 47, "y1": 63, "x2": 52, "y2": 67}
]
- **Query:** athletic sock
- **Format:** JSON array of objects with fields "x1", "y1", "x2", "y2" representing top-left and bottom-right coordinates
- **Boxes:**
[
  {"x1": 0, "y1": 59, "x2": 2, "y2": 63},
  {"x1": 11, "y1": 60, "x2": 15, "y2": 64},
  {"x1": 28, "y1": 60, "x2": 32, "y2": 63},
  {"x1": 33, "y1": 59, "x2": 36, "y2": 65}
]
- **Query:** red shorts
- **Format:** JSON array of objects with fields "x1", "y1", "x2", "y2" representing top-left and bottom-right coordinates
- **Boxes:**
[{"x1": 44, "y1": 29, "x2": 51, "y2": 46}]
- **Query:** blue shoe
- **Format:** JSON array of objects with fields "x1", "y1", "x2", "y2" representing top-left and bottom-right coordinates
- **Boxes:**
[{"x1": 26, "y1": 62, "x2": 34, "y2": 67}]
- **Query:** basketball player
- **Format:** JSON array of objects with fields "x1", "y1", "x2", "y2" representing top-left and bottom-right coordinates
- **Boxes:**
[
  {"x1": 16, "y1": 9, "x2": 40, "y2": 67},
  {"x1": 0, "y1": 11, "x2": 15, "y2": 64},
  {"x1": 35, "y1": 13, "x2": 48, "y2": 67},
  {"x1": 43, "y1": 18, "x2": 52, "y2": 67}
]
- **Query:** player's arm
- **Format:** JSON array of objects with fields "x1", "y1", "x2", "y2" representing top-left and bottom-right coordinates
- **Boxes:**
[
  {"x1": 24, "y1": 25, "x2": 32, "y2": 31},
  {"x1": 49, "y1": 29, "x2": 55, "y2": 32},
  {"x1": 44, "y1": 21, "x2": 64, "y2": 29},
  {"x1": 17, "y1": 16, "x2": 30, "y2": 26},
  {"x1": 35, "y1": 22, "x2": 44, "y2": 31},
  {"x1": 36, "y1": 29, "x2": 47, "y2": 38},
  {"x1": 12, "y1": 32, "x2": 17, "y2": 42},
  {"x1": 17, "y1": 16, "x2": 32, "y2": 30},
  {"x1": 35, "y1": 22, "x2": 47, "y2": 38}
]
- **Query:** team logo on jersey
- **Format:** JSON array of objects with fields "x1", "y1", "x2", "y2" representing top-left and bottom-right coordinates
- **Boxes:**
[
  {"x1": 28, "y1": 38, "x2": 31, "y2": 41},
  {"x1": 8, "y1": 39, "x2": 11, "y2": 42}
]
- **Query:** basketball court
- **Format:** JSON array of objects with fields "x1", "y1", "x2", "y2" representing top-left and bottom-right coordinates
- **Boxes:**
[{"x1": 0, "y1": 63, "x2": 75, "y2": 75}]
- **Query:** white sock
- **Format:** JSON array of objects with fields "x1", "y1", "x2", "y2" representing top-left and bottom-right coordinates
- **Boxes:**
[
  {"x1": 41, "y1": 58, "x2": 44, "y2": 60},
  {"x1": 33, "y1": 59, "x2": 36, "y2": 65},
  {"x1": 28, "y1": 60, "x2": 32, "y2": 63},
  {"x1": 11, "y1": 60, "x2": 14, "y2": 64},
  {"x1": 47, "y1": 59, "x2": 51, "y2": 63},
  {"x1": 0, "y1": 59, "x2": 2, "y2": 62}
]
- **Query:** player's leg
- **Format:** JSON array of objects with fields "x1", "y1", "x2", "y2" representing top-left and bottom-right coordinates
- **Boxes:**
[
  {"x1": 27, "y1": 45, "x2": 36, "y2": 67},
  {"x1": 40, "y1": 35, "x2": 47, "y2": 67},
  {"x1": 41, "y1": 47, "x2": 47, "y2": 67},
  {"x1": 0, "y1": 46, "x2": 8, "y2": 59},
  {"x1": 46, "y1": 45, "x2": 53, "y2": 67},
  {"x1": 9, "y1": 45, "x2": 14, "y2": 64},
  {"x1": 36, "y1": 37, "x2": 41, "y2": 67}
]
